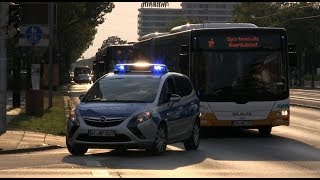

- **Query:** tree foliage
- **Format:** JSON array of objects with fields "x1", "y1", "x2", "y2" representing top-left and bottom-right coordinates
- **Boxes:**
[
  {"x1": 98, "y1": 36, "x2": 128, "y2": 51},
  {"x1": 57, "y1": 2, "x2": 115, "y2": 64}
]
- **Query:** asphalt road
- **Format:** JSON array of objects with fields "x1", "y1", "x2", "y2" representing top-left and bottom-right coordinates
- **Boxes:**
[
  {"x1": 290, "y1": 89, "x2": 320, "y2": 108},
  {"x1": 0, "y1": 84, "x2": 319, "y2": 178}
]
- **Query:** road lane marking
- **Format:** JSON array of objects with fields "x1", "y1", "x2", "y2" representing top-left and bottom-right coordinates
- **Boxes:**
[
  {"x1": 91, "y1": 169, "x2": 112, "y2": 177},
  {"x1": 167, "y1": 145, "x2": 184, "y2": 151},
  {"x1": 84, "y1": 159, "x2": 112, "y2": 177}
]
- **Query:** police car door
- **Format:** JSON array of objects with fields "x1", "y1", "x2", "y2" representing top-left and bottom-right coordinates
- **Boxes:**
[
  {"x1": 172, "y1": 75, "x2": 195, "y2": 140},
  {"x1": 157, "y1": 77, "x2": 182, "y2": 141}
]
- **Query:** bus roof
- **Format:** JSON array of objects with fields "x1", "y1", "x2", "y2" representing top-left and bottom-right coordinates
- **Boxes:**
[
  {"x1": 170, "y1": 23, "x2": 258, "y2": 34},
  {"x1": 138, "y1": 32, "x2": 169, "y2": 41}
]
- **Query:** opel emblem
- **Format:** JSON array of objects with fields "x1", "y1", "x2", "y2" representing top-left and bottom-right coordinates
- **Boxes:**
[{"x1": 100, "y1": 116, "x2": 107, "y2": 123}]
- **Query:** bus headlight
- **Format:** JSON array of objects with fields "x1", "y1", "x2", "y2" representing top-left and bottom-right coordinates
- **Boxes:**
[{"x1": 277, "y1": 110, "x2": 288, "y2": 116}]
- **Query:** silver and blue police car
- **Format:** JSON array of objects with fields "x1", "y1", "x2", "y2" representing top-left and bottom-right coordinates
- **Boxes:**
[{"x1": 66, "y1": 63, "x2": 200, "y2": 155}]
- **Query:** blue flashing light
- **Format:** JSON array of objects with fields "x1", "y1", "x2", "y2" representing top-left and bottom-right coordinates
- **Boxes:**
[
  {"x1": 151, "y1": 64, "x2": 167, "y2": 74},
  {"x1": 113, "y1": 63, "x2": 168, "y2": 74},
  {"x1": 114, "y1": 64, "x2": 126, "y2": 73}
]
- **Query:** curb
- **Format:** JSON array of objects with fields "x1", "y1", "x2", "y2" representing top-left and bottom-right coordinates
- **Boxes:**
[{"x1": 0, "y1": 145, "x2": 64, "y2": 155}]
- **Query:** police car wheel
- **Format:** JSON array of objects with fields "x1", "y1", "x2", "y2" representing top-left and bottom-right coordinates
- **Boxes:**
[
  {"x1": 147, "y1": 124, "x2": 167, "y2": 155},
  {"x1": 184, "y1": 121, "x2": 200, "y2": 151},
  {"x1": 258, "y1": 126, "x2": 272, "y2": 136},
  {"x1": 66, "y1": 139, "x2": 88, "y2": 155}
]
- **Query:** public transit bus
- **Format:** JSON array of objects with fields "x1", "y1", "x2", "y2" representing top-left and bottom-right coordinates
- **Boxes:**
[
  {"x1": 93, "y1": 44, "x2": 134, "y2": 80},
  {"x1": 133, "y1": 23, "x2": 290, "y2": 135}
]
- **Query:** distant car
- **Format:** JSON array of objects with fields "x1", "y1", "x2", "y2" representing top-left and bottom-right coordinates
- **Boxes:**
[
  {"x1": 74, "y1": 74, "x2": 92, "y2": 84},
  {"x1": 66, "y1": 63, "x2": 200, "y2": 155}
]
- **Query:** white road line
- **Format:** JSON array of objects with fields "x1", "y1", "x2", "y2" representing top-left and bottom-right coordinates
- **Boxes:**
[
  {"x1": 91, "y1": 169, "x2": 112, "y2": 178},
  {"x1": 84, "y1": 159, "x2": 112, "y2": 177},
  {"x1": 167, "y1": 145, "x2": 184, "y2": 151}
]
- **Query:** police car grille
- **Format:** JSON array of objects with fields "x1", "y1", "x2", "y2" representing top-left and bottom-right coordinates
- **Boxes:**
[
  {"x1": 83, "y1": 117, "x2": 125, "y2": 127},
  {"x1": 76, "y1": 134, "x2": 131, "y2": 142}
]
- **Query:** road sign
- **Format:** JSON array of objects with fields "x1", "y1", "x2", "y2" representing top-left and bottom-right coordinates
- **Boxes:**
[{"x1": 25, "y1": 25, "x2": 43, "y2": 45}]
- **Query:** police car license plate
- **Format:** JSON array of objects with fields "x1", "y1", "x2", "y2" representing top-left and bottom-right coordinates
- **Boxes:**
[
  {"x1": 88, "y1": 130, "x2": 115, "y2": 137},
  {"x1": 232, "y1": 121, "x2": 253, "y2": 126}
]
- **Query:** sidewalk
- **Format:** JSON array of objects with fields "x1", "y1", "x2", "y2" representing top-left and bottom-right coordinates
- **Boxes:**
[{"x1": 0, "y1": 86, "x2": 70, "y2": 154}]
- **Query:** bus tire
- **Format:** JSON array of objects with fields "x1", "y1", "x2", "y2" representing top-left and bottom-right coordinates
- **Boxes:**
[{"x1": 258, "y1": 126, "x2": 272, "y2": 136}]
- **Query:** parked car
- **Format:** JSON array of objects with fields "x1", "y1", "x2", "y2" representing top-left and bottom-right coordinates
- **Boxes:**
[
  {"x1": 74, "y1": 74, "x2": 92, "y2": 84},
  {"x1": 66, "y1": 63, "x2": 200, "y2": 155}
]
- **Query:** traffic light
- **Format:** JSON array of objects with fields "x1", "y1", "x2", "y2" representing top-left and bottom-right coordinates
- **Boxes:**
[
  {"x1": 288, "y1": 43, "x2": 297, "y2": 67},
  {"x1": 7, "y1": 2, "x2": 21, "y2": 38}
]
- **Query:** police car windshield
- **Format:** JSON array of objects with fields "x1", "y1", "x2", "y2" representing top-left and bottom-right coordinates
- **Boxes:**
[{"x1": 82, "y1": 76, "x2": 160, "y2": 103}]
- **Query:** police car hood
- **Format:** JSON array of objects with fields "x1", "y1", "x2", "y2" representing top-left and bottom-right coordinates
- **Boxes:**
[{"x1": 77, "y1": 102, "x2": 152, "y2": 118}]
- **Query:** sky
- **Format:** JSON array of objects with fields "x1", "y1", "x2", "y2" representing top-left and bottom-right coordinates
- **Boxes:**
[{"x1": 81, "y1": 2, "x2": 182, "y2": 59}]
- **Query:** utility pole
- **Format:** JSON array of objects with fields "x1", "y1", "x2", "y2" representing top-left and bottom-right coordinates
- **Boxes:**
[
  {"x1": 48, "y1": 2, "x2": 54, "y2": 108},
  {"x1": 0, "y1": 2, "x2": 9, "y2": 135}
]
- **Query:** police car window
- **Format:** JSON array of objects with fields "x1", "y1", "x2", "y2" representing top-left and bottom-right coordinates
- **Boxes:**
[
  {"x1": 158, "y1": 81, "x2": 168, "y2": 105},
  {"x1": 158, "y1": 78, "x2": 175, "y2": 106},
  {"x1": 82, "y1": 76, "x2": 160, "y2": 103}
]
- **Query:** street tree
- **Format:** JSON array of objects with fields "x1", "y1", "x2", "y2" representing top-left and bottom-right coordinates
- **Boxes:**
[{"x1": 99, "y1": 36, "x2": 128, "y2": 51}]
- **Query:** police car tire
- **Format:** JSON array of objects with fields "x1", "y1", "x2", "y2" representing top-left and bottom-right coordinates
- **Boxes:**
[
  {"x1": 66, "y1": 139, "x2": 88, "y2": 155},
  {"x1": 147, "y1": 124, "x2": 167, "y2": 155},
  {"x1": 184, "y1": 121, "x2": 200, "y2": 151},
  {"x1": 258, "y1": 126, "x2": 272, "y2": 136}
]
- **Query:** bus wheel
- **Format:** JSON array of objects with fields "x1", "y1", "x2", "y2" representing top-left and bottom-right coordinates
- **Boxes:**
[{"x1": 258, "y1": 126, "x2": 272, "y2": 136}]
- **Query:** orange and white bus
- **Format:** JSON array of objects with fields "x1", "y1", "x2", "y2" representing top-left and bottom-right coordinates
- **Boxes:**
[{"x1": 133, "y1": 23, "x2": 290, "y2": 136}]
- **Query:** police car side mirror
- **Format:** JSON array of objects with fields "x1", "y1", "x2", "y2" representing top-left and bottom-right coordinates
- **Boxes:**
[
  {"x1": 170, "y1": 94, "x2": 181, "y2": 102},
  {"x1": 79, "y1": 94, "x2": 86, "y2": 101}
]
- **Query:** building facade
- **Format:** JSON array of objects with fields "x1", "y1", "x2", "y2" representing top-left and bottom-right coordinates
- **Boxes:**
[
  {"x1": 181, "y1": 2, "x2": 241, "y2": 23},
  {"x1": 137, "y1": 8, "x2": 182, "y2": 37},
  {"x1": 137, "y1": 2, "x2": 241, "y2": 38}
]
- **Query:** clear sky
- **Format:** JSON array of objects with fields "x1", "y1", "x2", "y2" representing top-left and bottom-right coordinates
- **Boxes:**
[{"x1": 81, "y1": 2, "x2": 182, "y2": 59}]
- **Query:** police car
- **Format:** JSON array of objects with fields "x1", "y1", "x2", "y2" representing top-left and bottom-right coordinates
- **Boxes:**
[{"x1": 66, "y1": 63, "x2": 200, "y2": 155}]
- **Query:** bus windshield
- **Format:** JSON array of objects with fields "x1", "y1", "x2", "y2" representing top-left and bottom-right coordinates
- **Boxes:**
[{"x1": 194, "y1": 50, "x2": 287, "y2": 102}]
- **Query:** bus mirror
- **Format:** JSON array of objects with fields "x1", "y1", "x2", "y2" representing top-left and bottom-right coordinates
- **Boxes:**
[{"x1": 180, "y1": 45, "x2": 189, "y2": 56}]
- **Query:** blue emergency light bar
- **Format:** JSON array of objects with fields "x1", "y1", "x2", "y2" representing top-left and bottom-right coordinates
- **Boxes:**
[{"x1": 113, "y1": 63, "x2": 168, "y2": 74}]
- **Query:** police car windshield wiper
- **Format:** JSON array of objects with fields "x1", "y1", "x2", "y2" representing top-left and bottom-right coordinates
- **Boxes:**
[{"x1": 104, "y1": 100, "x2": 148, "y2": 103}]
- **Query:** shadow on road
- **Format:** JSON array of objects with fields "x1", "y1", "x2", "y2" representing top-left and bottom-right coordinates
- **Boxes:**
[
  {"x1": 62, "y1": 148, "x2": 207, "y2": 170},
  {"x1": 197, "y1": 127, "x2": 320, "y2": 161},
  {"x1": 62, "y1": 127, "x2": 320, "y2": 170}
]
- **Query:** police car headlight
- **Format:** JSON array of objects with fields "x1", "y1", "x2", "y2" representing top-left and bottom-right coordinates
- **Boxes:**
[
  {"x1": 133, "y1": 111, "x2": 152, "y2": 124},
  {"x1": 69, "y1": 109, "x2": 80, "y2": 126}
]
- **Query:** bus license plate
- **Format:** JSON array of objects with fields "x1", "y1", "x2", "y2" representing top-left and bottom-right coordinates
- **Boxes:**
[
  {"x1": 88, "y1": 130, "x2": 115, "y2": 137},
  {"x1": 232, "y1": 121, "x2": 253, "y2": 127}
]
